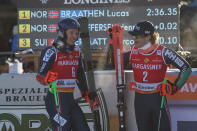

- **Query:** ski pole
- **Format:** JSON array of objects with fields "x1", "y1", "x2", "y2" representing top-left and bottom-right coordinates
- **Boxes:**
[
  {"x1": 157, "y1": 78, "x2": 167, "y2": 131},
  {"x1": 50, "y1": 81, "x2": 62, "y2": 131},
  {"x1": 50, "y1": 81, "x2": 59, "y2": 106}
]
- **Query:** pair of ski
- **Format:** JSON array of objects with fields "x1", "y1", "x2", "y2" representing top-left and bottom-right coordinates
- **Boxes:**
[
  {"x1": 78, "y1": 17, "x2": 102, "y2": 131},
  {"x1": 79, "y1": 17, "x2": 127, "y2": 131},
  {"x1": 108, "y1": 25, "x2": 126, "y2": 131}
]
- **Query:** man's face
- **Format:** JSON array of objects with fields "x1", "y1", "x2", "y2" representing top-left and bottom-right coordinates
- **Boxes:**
[
  {"x1": 132, "y1": 35, "x2": 151, "y2": 48},
  {"x1": 65, "y1": 28, "x2": 79, "y2": 46}
]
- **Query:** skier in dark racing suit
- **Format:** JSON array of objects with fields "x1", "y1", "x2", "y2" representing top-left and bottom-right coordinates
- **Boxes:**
[
  {"x1": 36, "y1": 18, "x2": 96, "y2": 131},
  {"x1": 124, "y1": 21, "x2": 192, "y2": 131}
]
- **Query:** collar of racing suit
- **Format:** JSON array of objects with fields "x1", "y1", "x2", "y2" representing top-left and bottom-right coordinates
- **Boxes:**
[
  {"x1": 138, "y1": 43, "x2": 158, "y2": 54},
  {"x1": 139, "y1": 42, "x2": 151, "y2": 50},
  {"x1": 58, "y1": 45, "x2": 75, "y2": 53}
]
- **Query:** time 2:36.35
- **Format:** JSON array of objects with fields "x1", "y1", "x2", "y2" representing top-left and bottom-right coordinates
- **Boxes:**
[{"x1": 146, "y1": 8, "x2": 177, "y2": 16}]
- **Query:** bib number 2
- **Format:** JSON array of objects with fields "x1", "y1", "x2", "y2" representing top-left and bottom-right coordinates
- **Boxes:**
[{"x1": 143, "y1": 71, "x2": 148, "y2": 82}]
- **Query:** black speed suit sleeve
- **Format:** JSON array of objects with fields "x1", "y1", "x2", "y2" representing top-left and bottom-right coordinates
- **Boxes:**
[
  {"x1": 76, "y1": 56, "x2": 89, "y2": 93},
  {"x1": 38, "y1": 46, "x2": 56, "y2": 76},
  {"x1": 163, "y1": 47, "x2": 192, "y2": 89}
]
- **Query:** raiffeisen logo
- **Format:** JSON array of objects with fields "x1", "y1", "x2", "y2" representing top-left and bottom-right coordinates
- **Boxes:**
[{"x1": 64, "y1": 0, "x2": 130, "y2": 4}]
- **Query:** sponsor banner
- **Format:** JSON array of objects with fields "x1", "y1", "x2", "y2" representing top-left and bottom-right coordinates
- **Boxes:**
[
  {"x1": 0, "y1": 107, "x2": 52, "y2": 131},
  {"x1": 0, "y1": 74, "x2": 47, "y2": 106},
  {"x1": 0, "y1": 105, "x2": 93, "y2": 131},
  {"x1": 17, "y1": 0, "x2": 178, "y2": 8},
  {"x1": 167, "y1": 72, "x2": 197, "y2": 100},
  {"x1": 0, "y1": 73, "x2": 94, "y2": 130}
]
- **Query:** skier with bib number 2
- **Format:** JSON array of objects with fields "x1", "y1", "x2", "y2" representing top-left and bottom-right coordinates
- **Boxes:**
[{"x1": 124, "y1": 21, "x2": 192, "y2": 131}]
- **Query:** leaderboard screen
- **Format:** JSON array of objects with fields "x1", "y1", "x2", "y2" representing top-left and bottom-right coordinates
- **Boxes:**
[{"x1": 17, "y1": 0, "x2": 180, "y2": 52}]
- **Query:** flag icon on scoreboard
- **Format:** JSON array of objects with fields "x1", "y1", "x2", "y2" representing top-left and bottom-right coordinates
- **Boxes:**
[
  {"x1": 48, "y1": 38, "x2": 55, "y2": 46},
  {"x1": 48, "y1": 24, "x2": 57, "y2": 32},
  {"x1": 48, "y1": 10, "x2": 59, "y2": 19}
]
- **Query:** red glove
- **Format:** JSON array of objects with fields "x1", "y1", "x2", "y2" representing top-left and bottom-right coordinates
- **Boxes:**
[
  {"x1": 82, "y1": 91, "x2": 99, "y2": 109},
  {"x1": 36, "y1": 71, "x2": 58, "y2": 85},
  {"x1": 160, "y1": 80, "x2": 178, "y2": 96}
]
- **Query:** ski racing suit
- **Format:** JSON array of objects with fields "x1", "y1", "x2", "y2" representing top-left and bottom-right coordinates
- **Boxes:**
[
  {"x1": 37, "y1": 45, "x2": 90, "y2": 131},
  {"x1": 124, "y1": 44, "x2": 192, "y2": 131}
]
